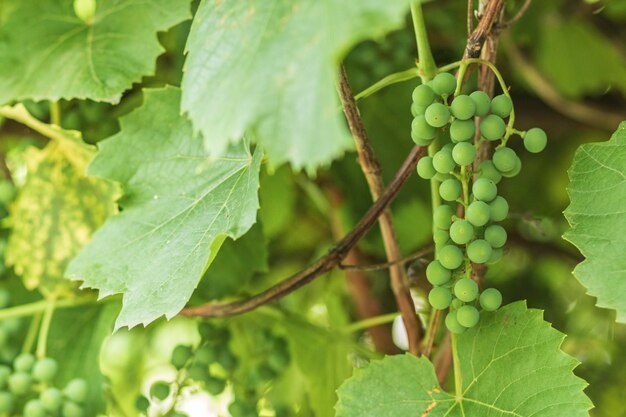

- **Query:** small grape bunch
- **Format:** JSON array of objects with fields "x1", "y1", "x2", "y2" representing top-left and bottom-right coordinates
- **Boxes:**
[
  {"x1": 411, "y1": 71, "x2": 548, "y2": 334},
  {"x1": 0, "y1": 352, "x2": 89, "y2": 417}
]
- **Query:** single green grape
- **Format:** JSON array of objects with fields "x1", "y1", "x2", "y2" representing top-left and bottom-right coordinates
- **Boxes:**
[
  {"x1": 32, "y1": 358, "x2": 58, "y2": 382},
  {"x1": 484, "y1": 224, "x2": 507, "y2": 248},
  {"x1": 416, "y1": 157, "x2": 436, "y2": 179},
  {"x1": 454, "y1": 278, "x2": 479, "y2": 302},
  {"x1": 424, "y1": 103, "x2": 450, "y2": 128},
  {"x1": 14, "y1": 353, "x2": 35, "y2": 372},
  {"x1": 492, "y1": 147, "x2": 517, "y2": 172},
  {"x1": 456, "y1": 305, "x2": 480, "y2": 328},
  {"x1": 73, "y1": 0, "x2": 96, "y2": 23},
  {"x1": 441, "y1": 143, "x2": 454, "y2": 153},
  {"x1": 195, "y1": 345, "x2": 218, "y2": 365},
  {"x1": 426, "y1": 260, "x2": 452, "y2": 285},
  {"x1": 204, "y1": 376, "x2": 227, "y2": 396},
  {"x1": 445, "y1": 311, "x2": 466, "y2": 334},
  {"x1": 62, "y1": 401, "x2": 84, "y2": 417},
  {"x1": 450, "y1": 95, "x2": 476, "y2": 120},
  {"x1": 428, "y1": 287, "x2": 453, "y2": 310},
  {"x1": 472, "y1": 178, "x2": 497, "y2": 202},
  {"x1": 217, "y1": 348, "x2": 238, "y2": 371},
  {"x1": 431, "y1": 73, "x2": 457, "y2": 96},
  {"x1": 523, "y1": 128, "x2": 547, "y2": 153},
  {"x1": 477, "y1": 160, "x2": 502, "y2": 184},
  {"x1": 432, "y1": 150, "x2": 456, "y2": 174},
  {"x1": 412, "y1": 84, "x2": 436, "y2": 106},
  {"x1": 24, "y1": 399, "x2": 46, "y2": 417},
  {"x1": 171, "y1": 345, "x2": 193, "y2": 369},
  {"x1": 249, "y1": 364, "x2": 277, "y2": 385},
  {"x1": 135, "y1": 395, "x2": 150, "y2": 412},
  {"x1": 470, "y1": 90, "x2": 490, "y2": 116},
  {"x1": 433, "y1": 205, "x2": 455, "y2": 230},
  {"x1": 63, "y1": 379, "x2": 88, "y2": 403},
  {"x1": 449, "y1": 219, "x2": 475, "y2": 245},
  {"x1": 451, "y1": 299, "x2": 464, "y2": 310},
  {"x1": 488, "y1": 196, "x2": 509, "y2": 222},
  {"x1": 452, "y1": 142, "x2": 476, "y2": 166},
  {"x1": 467, "y1": 239, "x2": 492, "y2": 264},
  {"x1": 438, "y1": 245, "x2": 464, "y2": 270},
  {"x1": 501, "y1": 155, "x2": 522, "y2": 178},
  {"x1": 150, "y1": 381, "x2": 170, "y2": 401},
  {"x1": 228, "y1": 401, "x2": 258, "y2": 417},
  {"x1": 466, "y1": 201, "x2": 491, "y2": 227},
  {"x1": 187, "y1": 364, "x2": 209, "y2": 381},
  {"x1": 433, "y1": 229, "x2": 450, "y2": 247},
  {"x1": 411, "y1": 102, "x2": 427, "y2": 117},
  {"x1": 479, "y1": 114, "x2": 506, "y2": 141},
  {"x1": 411, "y1": 115, "x2": 436, "y2": 142},
  {"x1": 439, "y1": 179, "x2": 462, "y2": 202},
  {"x1": 40, "y1": 387, "x2": 63, "y2": 412},
  {"x1": 479, "y1": 288, "x2": 503, "y2": 311},
  {"x1": 449, "y1": 119, "x2": 475, "y2": 142},
  {"x1": 490, "y1": 94, "x2": 513, "y2": 118},
  {"x1": 487, "y1": 248, "x2": 503, "y2": 264},
  {"x1": 8, "y1": 372, "x2": 32, "y2": 396},
  {"x1": 198, "y1": 323, "x2": 230, "y2": 343},
  {"x1": 0, "y1": 391, "x2": 13, "y2": 414}
]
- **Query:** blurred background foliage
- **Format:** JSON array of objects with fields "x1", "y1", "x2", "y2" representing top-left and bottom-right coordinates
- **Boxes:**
[{"x1": 0, "y1": 0, "x2": 625, "y2": 416}]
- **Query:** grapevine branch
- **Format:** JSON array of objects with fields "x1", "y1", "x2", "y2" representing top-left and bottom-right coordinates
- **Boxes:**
[
  {"x1": 464, "y1": 0, "x2": 504, "y2": 59},
  {"x1": 181, "y1": 145, "x2": 427, "y2": 318},
  {"x1": 337, "y1": 66, "x2": 423, "y2": 356}
]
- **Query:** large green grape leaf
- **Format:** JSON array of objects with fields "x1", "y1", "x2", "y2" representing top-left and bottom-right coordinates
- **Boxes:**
[
  {"x1": 181, "y1": 0, "x2": 410, "y2": 172},
  {"x1": 336, "y1": 302, "x2": 592, "y2": 417},
  {"x1": 0, "y1": 0, "x2": 190, "y2": 104},
  {"x1": 5, "y1": 127, "x2": 116, "y2": 295},
  {"x1": 564, "y1": 122, "x2": 626, "y2": 323},
  {"x1": 66, "y1": 87, "x2": 262, "y2": 329}
]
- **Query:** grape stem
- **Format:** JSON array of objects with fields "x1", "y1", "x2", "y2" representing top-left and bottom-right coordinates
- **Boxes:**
[
  {"x1": 451, "y1": 333, "x2": 464, "y2": 401},
  {"x1": 36, "y1": 296, "x2": 56, "y2": 359},
  {"x1": 0, "y1": 295, "x2": 98, "y2": 321},
  {"x1": 22, "y1": 313, "x2": 42, "y2": 354},
  {"x1": 354, "y1": 68, "x2": 419, "y2": 101},
  {"x1": 342, "y1": 312, "x2": 400, "y2": 333}
]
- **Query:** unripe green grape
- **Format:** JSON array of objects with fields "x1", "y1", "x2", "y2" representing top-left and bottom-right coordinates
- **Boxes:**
[
  {"x1": 195, "y1": 345, "x2": 218, "y2": 365},
  {"x1": 63, "y1": 379, "x2": 88, "y2": 403},
  {"x1": 433, "y1": 205, "x2": 454, "y2": 230},
  {"x1": 472, "y1": 178, "x2": 497, "y2": 202},
  {"x1": 456, "y1": 305, "x2": 480, "y2": 328},
  {"x1": 485, "y1": 225, "x2": 507, "y2": 248},
  {"x1": 454, "y1": 278, "x2": 479, "y2": 302},
  {"x1": 426, "y1": 260, "x2": 451, "y2": 285},
  {"x1": 229, "y1": 401, "x2": 258, "y2": 417},
  {"x1": 489, "y1": 196, "x2": 509, "y2": 222},
  {"x1": 467, "y1": 239, "x2": 492, "y2": 263},
  {"x1": 441, "y1": 143, "x2": 454, "y2": 153},
  {"x1": 438, "y1": 245, "x2": 464, "y2": 270},
  {"x1": 452, "y1": 142, "x2": 476, "y2": 166},
  {"x1": 204, "y1": 376, "x2": 227, "y2": 396},
  {"x1": 8, "y1": 372, "x2": 31, "y2": 396},
  {"x1": 217, "y1": 349, "x2": 238, "y2": 371},
  {"x1": 135, "y1": 395, "x2": 150, "y2": 412},
  {"x1": 412, "y1": 84, "x2": 436, "y2": 106},
  {"x1": 477, "y1": 160, "x2": 502, "y2": 184},
  {"x1": 40, "y1": 387, "x2": 63, "y2": 412},
  {"x1": 523, "y1": 128, "x2": 547, "y2": 153},
  {"x1": 268, "y1": 349, "x2": 290, "y2": 372},
  {"x1": 411, "y1": 115, "x2": 436, "y2": 142},
  {"x1": 439, "y1": 179, "x2": 461, "y2": 202},
  {"x1": 0, "y1": 365, "x2": 10, "y2": 389},
  {"x1": 470, "y1": 90, "x2": 491, "y2": 116},
  {"x1": 450, "y1": 95, "x2": 476, "y2": 120},
  {"x1": 424, "y1": 103, "x2": 450, "y2": 128},
  {"x1": 492, "y1": 147, "x2": 517, "y2": 172},
  {"x1": 432, "y1": 150, "x2": 456, "y2": 174},
  {"x1": 14, "y1": 353, "x2": 35, "y2": 372},
  {"x1": 0, "y1": 391, "x2": 13, "y2": 414},
  {"x1": 171, "y1": 345, "x2": 193, "y2": 369},
  {"x1": 411, "y1": 102, "x2": 427, "y2": 117},
  {"x1": 431, "y1": 73, "x2": 457, "y2": 96},
  {"x1": 449, "y1": 119, "x2": 475, "y2": 142},
  {"x1": 62, "y1": 401, "x2": 83, "y2": 417},
  {"x1": 199, "y1": 323, "x2": 230, "y2": 343},
  {"x1": 24, "y1": 399, "x2": 46, "y2": 417},
  {"x1": 416, "y1": 157, "x2": 436, "y2": 179},
  {"x1": 150, "y1": 381, "x2": 170, "y2": 400},
  {"x1": 451, "y1": 299, "x2": 464, "y2": 310},
  {"x1": 449, "y1": 219, "x2": 475, "y2": 245},
  {"x1": 434, "y1": 173, "x2": 453, "y2": 182},
  {"x1": 480, "y1": 288, "x2": 503, "y2": 311},
  {"x1": 480, "y1": 115, "x2": 506, "y2": 141},
  {"x1": 32, "y1": 358, "x2": 58, "y2": 382},
  {"x1": 73, "y1": 0, "x2": 96, "y2": 23},
  {"x1": 466, "y1": 201, "x2": 491, "y2": 227},
  {"x1": 487, "y1": 248, "x2": 503, "y2": 264},
  {"x1": 445, "y1": 311, "x2": 466, "y2": 334},
  {"x1": 428, "y1": 287, "x2": 452, "y2": 310},
  {"x1": 501, "y1": 155, "x2": 522, "y2": 178},
  {"x1": 187, "y1": 364, "x2": 208, "y2": 381},
  {"x1": 490, "y1": 94, "x2": 513, "y2": 118},
  {"x1": 433, "y1": 229, "x2": 450, "y2": 247},
  {"x1": 0, "y1": 289, "x2": 10, "y2": 309}
]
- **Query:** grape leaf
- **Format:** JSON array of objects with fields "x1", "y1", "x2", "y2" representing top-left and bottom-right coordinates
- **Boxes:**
[
  {"x1": 336, "y1": 302, "x2": 592, "y2": 417},
  {"x1": 66, "y1": 87, "x2": 263, "y2": 329},
  {"x1": 5, "y1": 125, "x2": 116, "y2": 295},
  {"x1": 0, "y1": 0, "x2": 190, "y2": 104},
  {"x1": 564, "y1": 122, "x2": 626, "y2": 323},
  {"x1": 181, "y1": 0, "x2": 410, "y2": 172}
]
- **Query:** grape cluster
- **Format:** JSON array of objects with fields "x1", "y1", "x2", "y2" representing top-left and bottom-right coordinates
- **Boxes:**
[
  {"x1": 411, "y1": 72, "x2": 548, "y2": 334},
  {"x1": 0, "y1": 353, "x2": 88, "y2": 417},
  {"x1": 137, "y1": 322, "x2": 291, "y2": 417}
]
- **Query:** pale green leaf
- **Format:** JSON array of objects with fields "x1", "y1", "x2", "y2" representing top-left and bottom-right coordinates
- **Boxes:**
[
  {"x1": 564, "y1": 122, "x2": 626, "y2": 323},
  {"x1": 66, "y1": 87, "x2": 263, "y2": 329},
  {"x1": 0, "y1": 0, "x2": 190, "y2": 104},
  {"x1": 6, "y1": 131, "x2": 116, "y2": 295},
  {"x1": 181, "y1": 0, "x2": 410, "y2": 172},
  {"x1": 336, "y1": 302, "x2": 592, "y2": 417}
]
